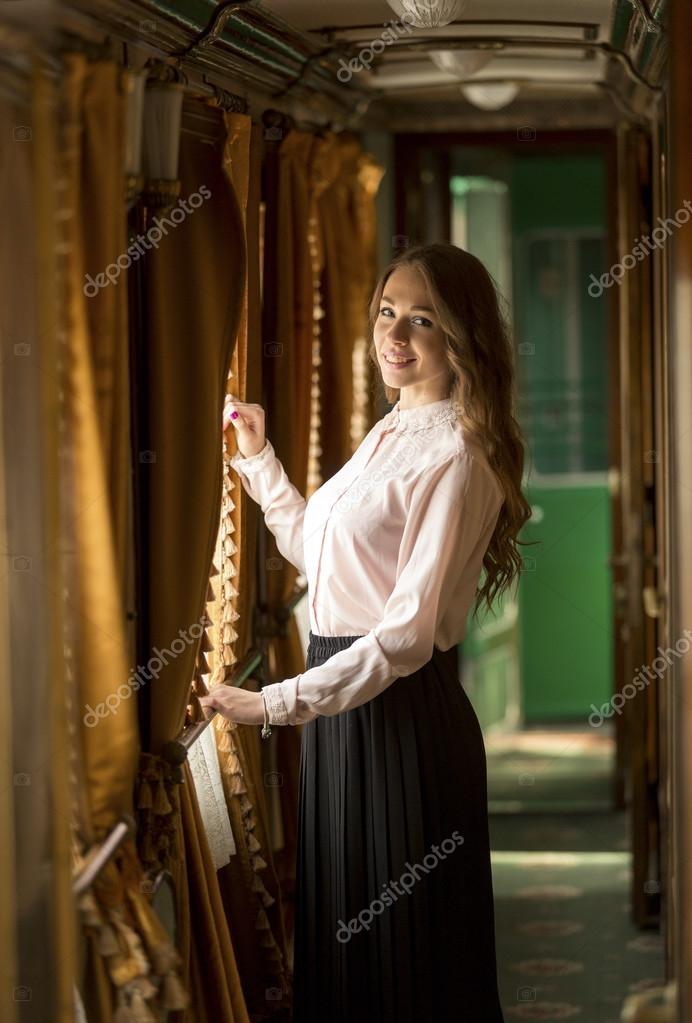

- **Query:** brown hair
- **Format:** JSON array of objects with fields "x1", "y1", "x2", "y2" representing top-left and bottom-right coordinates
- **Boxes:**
[{"x1": 367, "y1": 242, "x2": 534, "y2": 622}]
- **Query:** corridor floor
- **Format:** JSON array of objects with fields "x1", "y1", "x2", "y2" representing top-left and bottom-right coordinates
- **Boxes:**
[{"x1": 486, "y1": 724, "x2": 665, "y2": 1022}]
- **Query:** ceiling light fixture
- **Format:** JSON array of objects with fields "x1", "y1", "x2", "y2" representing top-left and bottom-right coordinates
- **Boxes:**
[
  {"x1": 385, "y1": 0, "x2": 466, "y2": 30},
  {"x1": 460, "y1": 82, "x2": 520, "y2": 110},
  {"x1": 429, "y1": 49, "x2": 493, "y2": 78}
]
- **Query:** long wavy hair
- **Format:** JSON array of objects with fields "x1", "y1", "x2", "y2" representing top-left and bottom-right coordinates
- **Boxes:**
[{"x1": 367, "y1": 242, "x2": 534, "y2": 622}]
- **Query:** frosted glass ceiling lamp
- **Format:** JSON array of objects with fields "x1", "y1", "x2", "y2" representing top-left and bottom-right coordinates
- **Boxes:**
[
  {"x1": 385, "y1": 0, "x2": 466, "y2": 29},
  {"x1": 142, "y1": 80, "x2": 184, "y2": 210},
  {"x1": 429, "y1": 49, "x2": 493, "y2": 78},
  {"x1": 461, "y1": 82, "x2": 519, "y2": 110}
]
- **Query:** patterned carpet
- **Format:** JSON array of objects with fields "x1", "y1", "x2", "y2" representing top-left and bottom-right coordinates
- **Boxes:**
[{"x1": 486, "y1": 725, "x2": 665, "y2": 1022}]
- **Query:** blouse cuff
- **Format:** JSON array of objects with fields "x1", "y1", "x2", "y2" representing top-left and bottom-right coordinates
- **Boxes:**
[
  {"x1": 261, "y1": 682, "x2": 290, "y2": 726},
  {"x1": 228, "y1": 439, "x2": 274, "y2": 475}
]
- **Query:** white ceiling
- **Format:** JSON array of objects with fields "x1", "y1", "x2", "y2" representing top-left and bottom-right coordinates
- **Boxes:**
[{"x1": 256, "y1": 0, "x2": 662, "y2": 128}]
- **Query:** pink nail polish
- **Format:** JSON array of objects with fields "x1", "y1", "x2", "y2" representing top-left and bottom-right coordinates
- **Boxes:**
[{"x1": 230, "y1": 411, "x2": 238, "y2": 420}]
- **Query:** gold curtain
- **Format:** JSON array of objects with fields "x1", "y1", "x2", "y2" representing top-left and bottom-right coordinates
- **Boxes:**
[
  {"x1": 258, "y1": 129, "x2": 320, "y2": 909},
  {"x1": 137, "y1": 95, "x2": 250, "y2": 1023},
  {"x1": 59, "y1": 56, "x2": 191, "y2": 1021},
  {"x1": 317, "y1": 133, "x2": 386, "y2": 474},
  {"x1": 203, "y1": 112, "x2": 292, "y2": 1017}
]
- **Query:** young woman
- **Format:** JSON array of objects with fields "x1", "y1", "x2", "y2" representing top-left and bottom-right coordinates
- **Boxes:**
[{"x1": 200, "y1": 243, "x2": 532, "y2": 1022}]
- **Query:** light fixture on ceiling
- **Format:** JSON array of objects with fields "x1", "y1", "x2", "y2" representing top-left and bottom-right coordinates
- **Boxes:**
[
  {"x1": 461, "y1": 82, "x2": 520, "y2": 110},
  {"x1": 429, "y1": 49, "x2": 493, "y2": 78},
  {"x1": 142, "y1": 75, "x2": 185, "y2": 210},
  {"x1": 385, "y1": 0, "x2": 466, "y2": 29}
]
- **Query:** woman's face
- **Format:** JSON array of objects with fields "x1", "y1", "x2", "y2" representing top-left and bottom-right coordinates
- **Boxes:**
[{"x1": 373, "y1": 265, "x2": 452, "y2": 404}]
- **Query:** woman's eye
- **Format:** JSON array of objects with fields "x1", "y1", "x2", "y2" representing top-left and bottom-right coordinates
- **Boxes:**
[{"x1": 379, "y1": 307, "x2": 432, "y2": 328}]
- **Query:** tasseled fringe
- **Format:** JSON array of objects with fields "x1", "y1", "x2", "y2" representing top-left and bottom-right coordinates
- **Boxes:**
[
  {"x1": 217, "y1": 730, "x2": 234, "y2": 753},
  {"x1": 153, "y1": 779, "x2": 172, "y2": 815},
  {"x1": 255, "y1": 908, "x2": 270, "y2": 931},
  {"x1": 227, "y1": 773, "x2": 247, "y2": 796},
  {"x1": 222, "y1": 623, "x2": 238, "y2": 645},
  {"x1": 206, "y1": 579, "x2": 216, "y2": 602},
  {"x1": 239, "y1": 794, "x2": 253, "y2": 817},
  {"x1": 96, "y1": 923, "x2": 121, "y2": 957},
  {"x1": 137, "y1": 780, "x2": 153, "y2": 810},
  {"x1": 222, "y1": 603, "x2": 239, "y2": 624},
  {"x1": 129, "y1": 989, "x2": 156, "y2": 1023},
  {"x1": 222, "y1": 559, "x2": 236, "y2": 581},
  {"x1": 250, "y1": 873, "x2": 265, "y2": 894},
  {"x1": 224, "y1": 749, "x2": 241, "y2": 773},
  {"x1": 258, "y1": 930, "x2": 277, "y2": 948},
  {"x1": 223, "y1": 513, "x2": 233, "y2": 532},
  {"x1": 260, "y1": 888, "x2": 276, "y2": 908},
  {"x1": 247, "y1": 832, "x2": 261, "y2": 853},
  {"x1": 223, "y1": 534, "x2": 237, "y2": 557},
  {"x1": 162, "y1": 971, "x2": 189, "y2": 1010},
  {"x1": 252, "y1": 854, "x2": 268, "y2": 872},
  {"x1": 223, "y1": 580, "x2": 239, "y2": 602}
]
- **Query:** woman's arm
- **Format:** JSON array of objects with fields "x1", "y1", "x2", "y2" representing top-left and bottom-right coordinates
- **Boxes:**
[
  {"x1": 261, "y1": 451, "x2": 504, "y2": 725},
  {"x1": 230, "y1": 440, "x2": 307, "y2": 574}
]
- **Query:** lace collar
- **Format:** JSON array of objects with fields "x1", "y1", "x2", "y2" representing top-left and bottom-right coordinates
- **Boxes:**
[{"x1": 381, "y1": 396, "x2": 465, "y2": 434}]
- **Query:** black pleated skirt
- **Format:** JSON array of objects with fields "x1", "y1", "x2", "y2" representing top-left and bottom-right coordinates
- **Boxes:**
[{"x1": 292, "y1": 631, "x2": 505, "y2": 1023}]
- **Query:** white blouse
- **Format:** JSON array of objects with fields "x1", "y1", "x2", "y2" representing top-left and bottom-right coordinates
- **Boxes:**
[{"x1": 228, "y1": 396, "x2": 505, "y2": 726}]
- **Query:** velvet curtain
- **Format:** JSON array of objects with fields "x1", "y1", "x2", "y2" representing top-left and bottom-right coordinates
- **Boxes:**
[
  {"x1": 203, "y1": 112, "x2": 293, "y2": 1018},
  {"x1": 55, "y1": 55, "x2": 205, "y2": 1022},
  {"x1": 317, "y1": 133, "x2": 386, "y2": 476}
]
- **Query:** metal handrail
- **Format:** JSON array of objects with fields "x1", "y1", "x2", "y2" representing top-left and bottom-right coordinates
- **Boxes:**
[
  {"x1": 161, "y1": 645, "x2": 263, "y2": 765},
  {"x1": 162, "y1": 582, "x2": 309, "y2": 765}
]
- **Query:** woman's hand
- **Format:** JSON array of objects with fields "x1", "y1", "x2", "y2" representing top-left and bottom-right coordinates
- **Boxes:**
[
  {"x1": 223, "y1": 393, "x2": 267, "y2": 458},
  {"x1": 199, "y1": 686, "x2": 265, "y2": 726}
]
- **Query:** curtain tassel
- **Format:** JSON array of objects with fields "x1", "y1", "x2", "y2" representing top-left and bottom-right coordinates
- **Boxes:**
[
  {"x1": 129, "y1": 989, "x2": 156, "y2": 1023},
  {"x1": 228, "y1": 773, "x2": 247, "y2": 796},
  {"x1": 96, "y1": 922, "x2": 121, "y2": 957},
  {"x1": 161, "y1": 971, "x2": 189, "y2": 1010},
  {"x1": 247, "y1": 832, "x2": 261, "y2": 853},
  {"x1": 254, "y1": 908, "x2": 270, "y2": 931},
  {"x1": 137, "y1": 780, "x2": 153, "y2": 810},
  {"x1": 217, "y1": 730, "x2": 234, "y2": 753},
  {"x1": 252, "y1": 853, "x2": 268, "y2": 872},
  {"x1": 153, "y1": 779, "x2": 172, "y2": 815}
]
